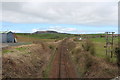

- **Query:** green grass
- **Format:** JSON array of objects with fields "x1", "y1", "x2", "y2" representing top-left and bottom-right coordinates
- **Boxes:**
[
  {"x1": 16, "y1": 33, "x2": 74, "y2": 40},
  {"x1": 16, "y1": 47, "x2": 27, "y2": 51},
  {"x1": 90, "y1": 37, "x2": 105, "y2": 42},
  {"x1": 86, "y1": 37, "x2": 106, "y2": 58},
  {"x1": 90, "y1": 37, "x2": 118, "y2": 63},
  {"x1": 3, "y1": 47, "x2": 28, "y2": 54},
  {"x1": 2, "y1": 50, "x2": 13, "y2": 54},
  {"x1": 43, "y1": 46, "x2": 57, "y2": 78},
  {"x1": 94, "y1": 42, "x2": 106, "y2": 58}
]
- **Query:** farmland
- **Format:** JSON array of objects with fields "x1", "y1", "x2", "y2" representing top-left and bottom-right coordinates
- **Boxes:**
[
  {"x1": 90, "y1": 37, "x2": 118, "y2": 63},
  {"x1": 16, "y1": 33, "x2": 75, "y2": 41},
  {"x1": 2, "y1": 33, "x2": 119, "y2": 78}
]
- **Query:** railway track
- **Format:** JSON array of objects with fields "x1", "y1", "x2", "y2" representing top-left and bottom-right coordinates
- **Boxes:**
[{"x1": 49, "y1": 38, "x2": 78, "y2": 78}]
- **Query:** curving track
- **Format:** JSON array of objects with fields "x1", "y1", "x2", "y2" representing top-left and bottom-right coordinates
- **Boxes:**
[{"x1": 49, "y1": 38, "x2": 78, "y2": 78}]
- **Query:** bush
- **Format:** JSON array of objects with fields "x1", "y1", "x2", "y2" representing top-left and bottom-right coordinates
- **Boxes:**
[
  {"x1": 51, "y1": 36, "x2": 60, "y2": 39},
  {"x1": 67, "y1": 41, "x2": 76, "y2": 51},
  {"x1": 84, "y1": 53, "x2": 93, "y2": 69},
  {"x1": 82, "y1": 39, "x2": 95, "y2": 56},
  {"x1": 33, "y1": 41, "x2": 49, "y2": 51},
  {"x1": 48, "y1": 45, "x2": 54, "y2": 50},
  {"x1": 115, "y1": 46, "x2": 120, "y2": 66},
  {"x1": 73, "y1": 38, "x2": 78, "y2": 42},
  {"x1": 105, "y1": 55, "x2": 111, "y2": 62}
]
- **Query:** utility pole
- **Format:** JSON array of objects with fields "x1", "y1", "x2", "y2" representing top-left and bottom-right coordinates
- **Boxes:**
[
  {"x1": 105, "y1": 32, "x2": 115, "y2": 58},
  {"x1": 105, "y1": 32, "x2": 108, "y2": 56},
  {"x1": 111, "y1": 32, "x2": 115, "y2": 58}
]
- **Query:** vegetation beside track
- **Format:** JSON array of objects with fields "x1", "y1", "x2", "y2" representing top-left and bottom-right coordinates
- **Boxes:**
[
  {"x1": 16, "y1": 33, "x2": 75, "y2": 42},
  {"x1": 70, "y1": 37, "x2": 118, "y2": 78},
  {"x1": 2, "y1": 33, "x2": 119, "y2": 78}
]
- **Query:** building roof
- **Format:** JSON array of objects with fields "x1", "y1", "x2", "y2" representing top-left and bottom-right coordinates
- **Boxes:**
[{"x1": 0, "y1": 31, "x2": 12, "y2": 34}]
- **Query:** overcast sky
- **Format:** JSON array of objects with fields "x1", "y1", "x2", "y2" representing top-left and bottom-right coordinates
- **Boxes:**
[{"x1": 0, "y1": 0, "x2": 119, "y2": 34}]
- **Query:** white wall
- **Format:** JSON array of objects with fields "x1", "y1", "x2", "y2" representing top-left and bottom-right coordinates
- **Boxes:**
[{"x1": 2, "y1": 33, "x2": 7, "y2": 43}]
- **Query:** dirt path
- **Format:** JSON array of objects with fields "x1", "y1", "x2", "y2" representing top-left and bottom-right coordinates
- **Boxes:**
[{"x1": 49, "y1": 38, "x2": 78, "y2": 78}]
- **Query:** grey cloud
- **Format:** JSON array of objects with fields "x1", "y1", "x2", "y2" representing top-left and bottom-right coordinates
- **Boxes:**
[{"x1": 1, "y1": 2, "x2": 118, "y2": 26}]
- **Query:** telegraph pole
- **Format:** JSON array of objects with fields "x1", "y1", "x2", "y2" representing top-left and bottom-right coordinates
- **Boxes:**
[
  {"x1": 111, "y1": 32, "x2": 115, "y2": 58},
  {"x1": 105, "y1": 32, "x2": 108, "y2": 56},
  {"x1": 105, "y1": 32, "x2": 115, "y2": 58}
]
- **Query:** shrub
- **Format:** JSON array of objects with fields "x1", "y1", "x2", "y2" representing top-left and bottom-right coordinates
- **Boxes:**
[
  {"x1": 73, "y1": 38, "x2": 78, "y2": 42},
  {"x1": 82, "y1": 39, "x2": 95, "y2": 56},
  {"x1": 51, "y1": 36, "x2": 60, "y2": 39},
  {"x1": 84, "y1": 53, "x2": 93, "y2": 69},
  {"x1": 48, "y1": 45, "x2": 54, "y2": 50},
  {"x1": 33, "y1": 41, "x2": 49, "y2": 51},
  {"x1": 105, "y1": 55, "x2": 111, "y2": 62},
  {"x1": 90, "y1": 46, "x2": 95, "y2": 56},
  {"x1": 67, "y1": 41, "x2": 76, "y2": 51},
  {"x1": 114, "y1": 46, "x2": 120, "y2": 66}
]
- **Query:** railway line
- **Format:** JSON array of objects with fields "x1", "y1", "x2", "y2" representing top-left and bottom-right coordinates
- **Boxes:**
[{"x1": 49, "y1": 38, "x2": 78, "y2": 78}]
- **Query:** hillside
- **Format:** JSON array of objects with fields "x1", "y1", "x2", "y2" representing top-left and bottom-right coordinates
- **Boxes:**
[
  {"x1": 16, "y1": 33, "x2": 74, "y2": 40},
  {"x1": 34, "y1": 31, "x2": 59, "y2": 34}
]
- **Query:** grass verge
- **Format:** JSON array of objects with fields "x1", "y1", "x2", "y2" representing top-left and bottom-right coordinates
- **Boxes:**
[{"x1": 42, "y1": 46, "x2": 57, "y2": 78}]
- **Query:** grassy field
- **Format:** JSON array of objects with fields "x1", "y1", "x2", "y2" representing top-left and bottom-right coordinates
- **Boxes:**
[
  {"x1": 16, "y1": 33, "x2": 74, "y2": 39},
  {"x1": 69, "y1": 37, "x2": 118, "y2": 78},
  {"x1": 90, "y1": 37, "x2": 118, "y2": 63},
  {"x1": 3, "y1": 33, "x2": 119, "y2": 78},
  {"x1": 16, "y1": 33, "x2": 118, "y2": 63},
  {"x1": 16, "y1": 33, "x2": 75, "y2": 43},
  {"x1": 74, "y1": 36, "x2": 118, "y2": 63}
]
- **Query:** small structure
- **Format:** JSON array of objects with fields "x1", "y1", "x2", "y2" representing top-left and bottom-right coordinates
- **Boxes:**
[
  {"x1": 0, "y1": 31, "x2": 17, "y2": 43},
  {"x1": 78, "y1": 37, "x2": 82, "y2": 40}
]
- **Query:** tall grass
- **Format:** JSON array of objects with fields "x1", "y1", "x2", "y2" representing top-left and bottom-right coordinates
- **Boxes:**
[
  {"x1": 33, "y1": 41, "x2": 49, "y2": 51},
  {"x1": 82, "y1": 39, "x2": 95, "y2": 56}
]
